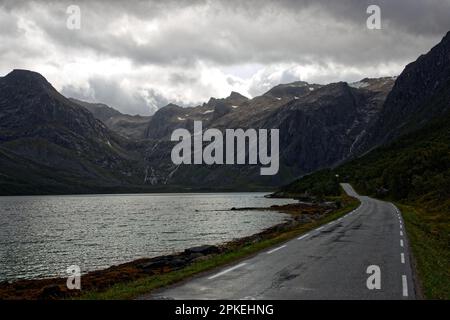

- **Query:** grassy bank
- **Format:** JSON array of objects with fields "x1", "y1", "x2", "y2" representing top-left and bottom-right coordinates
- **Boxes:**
[
  {"x1": 398, "y1": 203, "x2": 450, "y2": 299},
  {"x1": 77, "y1": 194, "x2": 359, "y2": 300}
]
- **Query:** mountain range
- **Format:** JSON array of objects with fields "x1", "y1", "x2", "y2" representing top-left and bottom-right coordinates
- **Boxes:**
[
  {"x1": 281, "y1": 31, "x2": 450, "y2": 203},
  {"x1": 0, "y1": 31, "x2": 449, "y2": 195}
]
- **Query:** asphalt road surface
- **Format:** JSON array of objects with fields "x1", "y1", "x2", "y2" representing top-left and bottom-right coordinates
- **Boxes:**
[{"x1": 141, "y1": 184, "x2": 416, "y2": 300}]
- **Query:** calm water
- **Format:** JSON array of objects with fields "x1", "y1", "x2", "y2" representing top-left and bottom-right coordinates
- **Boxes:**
[{"x1": 0, "y1": 193, "x2": 293, "y2": 281}]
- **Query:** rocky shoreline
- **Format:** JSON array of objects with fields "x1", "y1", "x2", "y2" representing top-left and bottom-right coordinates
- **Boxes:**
[{"x1": 0, "y1": 200, "x2": 338, "y2": 300}]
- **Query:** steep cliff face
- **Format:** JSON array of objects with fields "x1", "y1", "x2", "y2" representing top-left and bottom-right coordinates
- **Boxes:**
[
  {"x1": 270, "y1": 81, "x2": 386, "y2": 172},
  {"x1": 355, "y1": 31, "x2": 450, "y2": 154},
  {"x1": 141, "y1": 77, "x2": 394, "y2": 188},
  {"x1": 0, "y1": 70, "x2": 143, "y2": 194},
  {"x1": 0, "y1": 70, "x2": 110, "y2": 143}
]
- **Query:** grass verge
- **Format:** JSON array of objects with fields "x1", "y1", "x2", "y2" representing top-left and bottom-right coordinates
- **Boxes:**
[
  {"x1": 398, "y1": 203, "x2": 450, "y2": 299},
  {"x1": 77, "y1": 194, "x2": 359, "y2": 300}
]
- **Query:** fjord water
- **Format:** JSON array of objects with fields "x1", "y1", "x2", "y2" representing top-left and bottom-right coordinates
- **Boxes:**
[{"x1": 0, "y1": 193, "x2": 292, "y2": 281}]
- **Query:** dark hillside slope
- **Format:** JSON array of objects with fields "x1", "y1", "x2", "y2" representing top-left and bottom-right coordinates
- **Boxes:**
[
  {"x1": 0, "y1": 70, "x2": 144, "y2": 194},
  {"x1": 354, "y1": 31, "x2": 450, "y2": 154}
]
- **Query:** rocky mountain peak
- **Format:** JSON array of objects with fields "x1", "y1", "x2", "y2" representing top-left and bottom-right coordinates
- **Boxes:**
[
  {"x1": 2, "y1": 69, "x2": 57, "y2": 95},
  {"x1": 204, "y1": 91, "x2": 248, "y2": 109},
  {"x1": 153, "y1": 103, "x2": 183, "y2": 116},
  {"x1": 349, "y1": 77, "x2": 396, "y2": 91},
  {"x1": 367, "y1": 30, "x2": 450, "y2": 147},
  {"x1": 220, "y1": 91, "x2": 248, "y2": 108},
  {"x1": 70, "y1": 98, "x2": 122, "y2": 120},
  {"x1": 5, "y1": 69, "x2": 47, "y2": 82},
  {"x1": 226, "y1": 91, "x2": 249, "y2": 104},
  {"x1": 228, "y1": 91, "x2": 246, "y2": 98},
  {"x1": 263, "y1": 80, "x2": 322, "y2": 99}
]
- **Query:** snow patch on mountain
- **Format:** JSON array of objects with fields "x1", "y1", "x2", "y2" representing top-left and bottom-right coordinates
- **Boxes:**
[{"x1": 349, "y1": 80, "x2": 369, "y2": 89}]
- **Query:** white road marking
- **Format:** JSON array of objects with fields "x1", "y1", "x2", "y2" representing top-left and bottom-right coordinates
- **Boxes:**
[
  {"x1": 316, "y1": 226, "x2": 324, "y2": 231},
  {"x1": 208, "y1": 263, "x2": 247, "y2": 280},
  {"x1": 297, "y1": 233, "x2": 310, "y2": 240},
  {"x1": 267, "y1": 245, "x2": 287, "y2": 254},
  {"x1": 402, "y1": 275, "x2": 408, "y2": 297},
  {"x1": 401, "y1": 253, "x2": 405, "y2": 264},
  {"x1": 400, "y1": 224, "x2": 403, "y2": 230},
  {"x1": 392, "y1": 204, "x2": 400, "y2": 214},
  {"x1": 400, "y1": 239, "x2": 404, "y2": 247},
  {"x1": 400, "y1": 231, "x2": 403, "y2": 236}
]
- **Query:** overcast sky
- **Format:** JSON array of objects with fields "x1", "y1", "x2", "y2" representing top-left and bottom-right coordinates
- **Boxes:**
[{"x1": 1, "y1": 0, "x2": 449, "y2": 115}]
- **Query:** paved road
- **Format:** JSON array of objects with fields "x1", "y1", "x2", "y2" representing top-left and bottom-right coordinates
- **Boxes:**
[{"x1": 142, "y1": 184, "x2": 415, "y2": 300}]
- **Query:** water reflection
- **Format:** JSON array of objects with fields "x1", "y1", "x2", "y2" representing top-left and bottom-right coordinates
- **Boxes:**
[{"x1": 0, "y1": 193, "x2": 293, "y2": 281}]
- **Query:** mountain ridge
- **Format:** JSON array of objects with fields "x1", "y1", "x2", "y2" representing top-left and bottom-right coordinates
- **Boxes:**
[
  {"x1": 69, "y1": 98, "x2": 152, "y2": 140},
  {"x1": 0, "y1": 69, "x2": 396, "y2": 193},
  {"x1": 10, "y1": 28, "x2": 450, "y2": 194}
]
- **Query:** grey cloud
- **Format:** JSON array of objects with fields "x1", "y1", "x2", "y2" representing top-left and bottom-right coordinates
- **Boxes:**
[
  {"x1": 229, "y1": 0, "x2": 450, "y2": 36},
  {"x1": 62, "y1": 77, "x2": 154, "y2": 116},
  {"x1": 1, "y1": 0, "x2": 450, "y2": 114},
  {"x1": 142, "y1": 88, "x2": 172, "y2": 110},
  {"x1": 61, "y1": 75, "x2": 198, "y2": 115},
  {"x1": 168, "y1": 72, "x2": 198, "y2": 85},
  {"x1": 7, "y1": 0, "x2": 449, "y2": 68}
]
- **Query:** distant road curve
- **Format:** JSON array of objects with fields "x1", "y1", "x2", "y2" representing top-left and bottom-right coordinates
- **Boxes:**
[{"x1": 140, "y1": 183, "x2": 416, "y2": 300}]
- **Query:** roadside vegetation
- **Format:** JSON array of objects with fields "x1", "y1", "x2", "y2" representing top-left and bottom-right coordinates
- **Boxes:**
[
  {"x1": 398, "y1": 204, "x2": 449, "y2": 299},
  {"x1": 280, "y1": 111, "x2": 450, "y2": 299}
]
